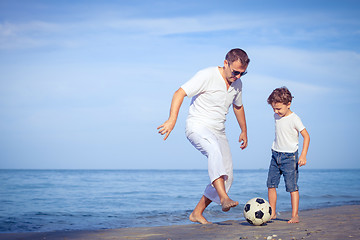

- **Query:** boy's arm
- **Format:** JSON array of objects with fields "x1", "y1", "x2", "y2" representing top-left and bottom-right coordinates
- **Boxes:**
[
  {"x1": 233, "y1": 104, "x2": 248, "y2": 149},
  {"x1": 157, "y1": 88, "x2": 187, "y2": 140},
  {"x1": 299, "y1": 128, "x2": 310, "y2": 167}
]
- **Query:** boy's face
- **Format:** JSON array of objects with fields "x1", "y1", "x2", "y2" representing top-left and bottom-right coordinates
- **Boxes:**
[{"x1": 271, "y1": 102, "x2": 292, "y2": 117}]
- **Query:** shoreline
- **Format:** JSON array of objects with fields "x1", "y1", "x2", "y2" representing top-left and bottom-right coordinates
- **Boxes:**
[{"x1": 1, "y1": 205, "x2": 359, "y2": 240}]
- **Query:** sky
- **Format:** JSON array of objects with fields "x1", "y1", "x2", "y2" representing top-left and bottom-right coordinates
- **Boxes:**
[{"x1": 0, "y1": 0, "x2": 359, "y2": 170}]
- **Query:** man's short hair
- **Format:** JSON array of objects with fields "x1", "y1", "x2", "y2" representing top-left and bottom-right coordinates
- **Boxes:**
[
  {"x1": 267, "y1": 87, "x2": 293, "y2": 105},
  {"x1": 226, "y1": 48, "x2": 250, "y2": 66}
]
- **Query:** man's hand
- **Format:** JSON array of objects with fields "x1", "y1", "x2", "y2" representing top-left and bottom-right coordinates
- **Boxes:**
[
  {"x1": 239, "y1": 131, "x2": 248, "y2": 150},
  {"x1": 233, "y1": 104, "x2": 248, "y2": 150},
  {"x1": 157, "y1": 120, "x2": 176, "y2": 141},
  {"x1": 157, "y1": 88, "x2": 186, "y2": 141}
]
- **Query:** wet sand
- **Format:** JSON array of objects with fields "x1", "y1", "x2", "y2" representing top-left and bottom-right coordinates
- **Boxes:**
[{"x1": 1, "y1": 205, "x2": 359, "y2": 240}]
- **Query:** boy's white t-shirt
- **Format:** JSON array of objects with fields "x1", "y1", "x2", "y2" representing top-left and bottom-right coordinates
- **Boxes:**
[
  {"x1": 181, "y1": 67, "x2": 243, "y2": 133},
  {"x1": 272, "y1": 112, "x2": 305, "y2": 153}
]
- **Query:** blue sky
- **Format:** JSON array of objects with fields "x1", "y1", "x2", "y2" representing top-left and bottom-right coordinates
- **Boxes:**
[{"x1": 0, "y1": 0, "x2": 359, "y2": 169}]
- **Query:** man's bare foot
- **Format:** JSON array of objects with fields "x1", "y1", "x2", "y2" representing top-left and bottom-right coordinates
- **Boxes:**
[
  {"x1": 221, "y1": 198, "x2": 239, "y2": 212},
  {"x1": 288, "y1": 215, "x2": 299, "y2": 223},
  {"x1": 270, "y1": 214, "x2": 277, "y2": 220},
  {"x1": 189, "y1": 212, "x2": 212, "y2": 224}
]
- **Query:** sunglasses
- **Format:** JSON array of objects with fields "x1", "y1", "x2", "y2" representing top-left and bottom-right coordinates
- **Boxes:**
[{"x1": 228, "y1": 63, "x2": 247, "y2": 77}]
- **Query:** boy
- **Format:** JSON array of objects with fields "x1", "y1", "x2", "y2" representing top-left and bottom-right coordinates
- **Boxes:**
[{"x1": 266, "y1": 87, "x2": 310, "y2": 223}]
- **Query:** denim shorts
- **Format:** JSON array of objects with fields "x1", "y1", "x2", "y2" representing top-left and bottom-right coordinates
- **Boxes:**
[{"x1": 267, "y1": 150, "x2": 299, "y2": 192}]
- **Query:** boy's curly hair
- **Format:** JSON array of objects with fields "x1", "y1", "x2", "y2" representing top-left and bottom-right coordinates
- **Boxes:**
[{"x1": 267, "y1": 87, "x2": 293, "y2": 105}]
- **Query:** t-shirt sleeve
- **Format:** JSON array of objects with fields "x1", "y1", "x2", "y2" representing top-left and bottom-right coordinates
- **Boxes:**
[
  {"x1": 293, "y1": 114, "x2": 305, "y2": 132},
  {"x1": 232, "y1": 80, "x2": 243, "y2": 107},
  {"x1": 181, "y1": 69, "x2": 209, "y2": 98}
]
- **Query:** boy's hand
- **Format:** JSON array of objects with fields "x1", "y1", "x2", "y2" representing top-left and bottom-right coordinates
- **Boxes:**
[
  {"x1": 298, "y1": 155, "x2": 307, "y2": 167},
  {"x1": 157, "y1": 120, "x2": 176, "y2": 141}
]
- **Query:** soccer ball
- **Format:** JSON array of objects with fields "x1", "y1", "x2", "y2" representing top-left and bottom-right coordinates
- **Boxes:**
[{"x1": 243, "y1": 197, "x2": 272, "y2": 226}]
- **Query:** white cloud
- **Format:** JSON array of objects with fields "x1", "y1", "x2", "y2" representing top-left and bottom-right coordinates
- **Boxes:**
[
  {"x1": 248, "y1": 74, "x2": 333, "y2": 94},
  {"x1": 1, "y1": 9, "x2": 359, "y2": 50},
  {"x1": 248, "y1": 46, "x2": 360, "y2": 85}
]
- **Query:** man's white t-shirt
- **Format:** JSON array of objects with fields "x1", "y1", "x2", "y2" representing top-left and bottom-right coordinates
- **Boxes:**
[
  {"x1": 181, "y1": 67, "x2": 243, "y2": 133},
  {"x1": 272, "y1": 112, "x2": 305, "y2": 153}
]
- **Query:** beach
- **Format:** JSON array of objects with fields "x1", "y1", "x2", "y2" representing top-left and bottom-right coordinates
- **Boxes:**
[{"x1": 1, "y1": 205, "x2": 359, "y2": 240}]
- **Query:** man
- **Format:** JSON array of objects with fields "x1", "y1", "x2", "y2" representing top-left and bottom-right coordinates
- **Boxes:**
[{"x1": 158, "y1": 48, "x2": 250, "y2": 224}]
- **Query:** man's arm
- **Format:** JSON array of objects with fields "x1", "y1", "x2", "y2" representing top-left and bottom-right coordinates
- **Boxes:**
[
  {"x1": 233, "y1": 104, "x2": 248, "y2": 149},
  {"x1": 157, "y1": 88, "x2": 187, "y2": 140}
]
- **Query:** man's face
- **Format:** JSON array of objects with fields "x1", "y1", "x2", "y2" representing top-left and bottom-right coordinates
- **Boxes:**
[{"x1": 224, "y1": 60, "x2": 247, "y2": 83}]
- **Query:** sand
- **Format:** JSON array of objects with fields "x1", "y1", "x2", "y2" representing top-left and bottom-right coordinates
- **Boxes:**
[{"x1": 1, "y1": 205, "x2": 359, "y2": 240}]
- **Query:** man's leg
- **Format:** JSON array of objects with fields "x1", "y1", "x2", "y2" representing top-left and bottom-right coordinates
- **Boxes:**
[
  {"x1": 189, "y1": 195, "x2": 212, "y2": 224},
  {"x1": 212, "y1": 176, "x2": 238, "y2": 212}
]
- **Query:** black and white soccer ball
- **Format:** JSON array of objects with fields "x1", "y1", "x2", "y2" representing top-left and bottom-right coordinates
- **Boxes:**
[{"x1": 243, "y1": 197, "x2": 272, "y2": 225}]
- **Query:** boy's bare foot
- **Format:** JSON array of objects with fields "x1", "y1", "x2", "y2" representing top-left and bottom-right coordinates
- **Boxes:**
[
  {"x1": 221, "y1": 198, "x2": 239, "y2": 212},
  {"x1": 288, "y1": 215, "x2": 299, "y2": 223},
  {"x1": 189, "y1": 212, "x2": 212, "y2": 224},
  {"x1": 270, "y1": 214, "x2": 277, "y2": 220}
]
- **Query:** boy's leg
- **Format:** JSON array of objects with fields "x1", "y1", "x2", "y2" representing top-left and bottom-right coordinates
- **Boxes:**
[
  {"x1": 281, "y1": 151, "x2": 299, "y2": 223},
  {"x1": 212, "y1": 176, "x2": 238, "y2": 212},
  {"x1": 288, "y1": 190, "x2": 300, "y2": 223},
  {"x1": 268, "y1": 187, "x2": 277, "y2": 219},
  {"x1": 267, "y1": 150, "x2": 281, "y2": 219},
  {"x1": 189, "y1": 195, "x2": 212, "y2": 224}
]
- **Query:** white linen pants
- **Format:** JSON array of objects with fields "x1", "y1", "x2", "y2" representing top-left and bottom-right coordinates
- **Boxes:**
[{"x1": 185, "y1": 122, "x2": 233, "y2": 204}]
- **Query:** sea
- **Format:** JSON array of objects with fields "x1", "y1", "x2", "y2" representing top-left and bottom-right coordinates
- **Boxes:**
[{"x1": 0, "y1": 169, "x2": 359, "y2": 233}]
